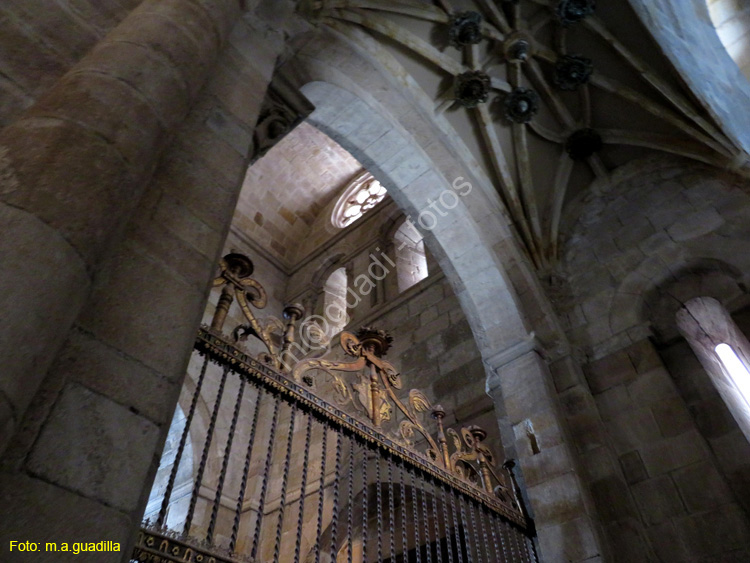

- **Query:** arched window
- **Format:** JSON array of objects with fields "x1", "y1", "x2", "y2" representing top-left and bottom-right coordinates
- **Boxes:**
[
  {"x1": 323, "y1": 267, "x2": 349, "y2": 335},
  {"x1": 394, "y1": 219, "x2": 428, "y2": 292},
  {"x1": 677, "y1": 297, "x2": 750, "y2": 442},
  {"x1": 332, "y1": 171, "x2": 387, "y2": 228},
  {"x1": 715, "y1": 343, "x2": 750, "y2": 408}
]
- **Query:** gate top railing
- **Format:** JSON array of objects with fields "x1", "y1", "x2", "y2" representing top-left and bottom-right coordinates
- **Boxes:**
[{"x1": 205, "y1": 253, "x2": 527, "y2": 526}]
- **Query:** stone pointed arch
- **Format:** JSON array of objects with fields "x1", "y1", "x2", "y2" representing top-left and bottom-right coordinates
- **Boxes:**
[
  {"x1": 629, "y1": 0, "x2": 750, "y2": 157},
  {"x1": 275, "y1": 25, "x2": 608, "y2": 561}
]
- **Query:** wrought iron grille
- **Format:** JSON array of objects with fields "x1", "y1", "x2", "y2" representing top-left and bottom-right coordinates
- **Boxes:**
[{"x1": 132, "y1": 254, "x2": 537, "y2": 563}]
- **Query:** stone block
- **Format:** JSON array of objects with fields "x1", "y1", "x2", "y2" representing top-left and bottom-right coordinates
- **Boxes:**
[
  {"x1": 639, "y1": 430, "x2": 706, "y2": 476},
  {"x1": 605, "y1": 407, "x2": 661, "y2": 455},
  {"x1": 526, "y1": 472, "x2": 588, "y2": 527},
  {"x1": 603, "y1": 518, "x2": 650, "y2": 563},
  {"x1": 559, "y1": 386, "x2": 598, "y2": 418},
  {"x1": 0, "y1": 472, "x2": 133, "y2": 563},
  {"x1": 673, "y1": 505, "x2": 750, "y2": 558},
  {"x1": 590, "y1": 476, "x2": 638, "y2": 522},
  {"x1": 205, "y1": 105, "x2": 253, "y2": 157},
  {"x1": 594, "y1": 385, "x2": 632, "y2": 421},
  {"x1": 549, "y1": 356, "x2": 584, "y2": 393},
  {"x1": 637, "y1": 231, "x2": 672, "y2": 256},
  {"x1": 625, "y1": 339, "x2": 662, "y2": 374},
  {"x1": 632, "y1": 474, "x2": 686, "y2": 525},
  {"x1": 27, "y1": 383, "x2": 160, "y2": 513},
  {"x1": 0, "y1": 202, "x2": 90, "y2": 426},
  {"x1": 651, "y1": 397, "x2": 694, "y2": 438},
  {"x1": 76, "y1": 242, "x2": 206, "y2": 380},
  {"x1": 56, "y1": 328, "x2": 178, "y2": 426},
  {"x1": 83, "y1": 39, "x2": 191, "y2": 130},
  {"x1": 536, "y1": 516, "x2": 601, "y2": 563},
  {"x1": 566, "y1": 409, "x2": 608, "y2": 453},
  {"x1": 433, "y1": 357, "x2": 483, "y2": 399},
  {"x1": 672, "y1": 461, "x2": 733, "y2": 513},
  {"x1": 519, "y1": 444, "x2": 575, "y2": 489},
  {"x1": 645, "y1": 520, "x2": 692, "y2": 563},
  {"x1": 413, "y1": 314, "x2": 450, "y2": 343},
  {"x1": 512, "y1": 408, "x2": 566, "y2": 455},
  {"x1": 666, "y1": 207, "x2": 724, "y2": 241},
  {"x1": 689, "y1": 397, "x2": 740, "y2": 439},
  {"x1": 584, "y1": 351, "x2": 636, "y2": 395},
  {"x1": 502, "y1": 365, "x2": 554, "y2": 425},
  {"x1": 0, "y1": 118, "x2": 140, "y2": 267},
  {"x1": 579, "y1": 446, "x2": 618, "y2": 483},
  {"x1": 626, "y1": 367, "x2": 679, "y2": 406},
  {"x1": 618, "y1": 450, "x2": 648, "y2": 485}
]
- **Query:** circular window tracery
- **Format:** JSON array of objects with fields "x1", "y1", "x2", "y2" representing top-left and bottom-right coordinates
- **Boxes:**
[{"x1": 332, "y1": 171, "x2": 387, "y2": 228}]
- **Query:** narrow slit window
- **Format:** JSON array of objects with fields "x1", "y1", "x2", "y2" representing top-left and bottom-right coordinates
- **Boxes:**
[{"x1": 715, "y1": 343, "x2": 750, "y2": 408}]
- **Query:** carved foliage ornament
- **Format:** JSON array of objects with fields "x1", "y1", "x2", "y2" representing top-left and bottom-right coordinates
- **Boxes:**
[
  {"x1": 204, "y1": 253, "x2": 522, "y2": 514},
  {"x1": 503, "y1": 87, "x2": 540, "y2": 124},
  {"x1": 555, "y1": 0, "x2": 596, "y2": 26},
  {"x1": 454, "y1": 70, "x2": 491, "y2": 108},
  {"x1": 449, "y1": 11, "x2": 483, "y2": 48},
  {"x1": 554, "y1": 54, "x2": 593, "y2": 90}
]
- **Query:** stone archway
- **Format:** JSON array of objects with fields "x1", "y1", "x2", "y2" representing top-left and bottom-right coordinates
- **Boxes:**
[
  {"x1": 274, "y1": 26, "x2": 608, "y2": 561},
  {"x1": 629, "y1": 0, "x2": 750, "y2": 157}
]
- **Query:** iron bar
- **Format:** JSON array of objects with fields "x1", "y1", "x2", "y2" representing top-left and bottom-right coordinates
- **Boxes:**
[
  {"x1": 387, "y1": 454, "x2": 397, "y2": 562},
  {"x1": 517, "y1": 524, "x2": 530, "y2": 563},
  {"x1": 184, "y1": 365, "x2": 230, "y2": 536},
  {"x1": 431, "y1": 477, "x2": 444, "y2": 563},
  {"x1": 347, "y1": 434, "x2": 355, "y2": 563},
  {"x1": 362, "y1": 444, "x2": 369, "y2": 561},
  {"x1": 493, "y1": 513, "x2": 509, "y2": 562},
  {"x1": 503, "y1": 519, "x2": 516, "y2": 562},
  {"x1": 207, "y1": 378, "x2": 245, "y2": 543},
  {"x1": 330, "y1": 430, "x2": 343, "y2": 563},
  {"x1": 476, "y1": 501, "x2": 491, "y2": 563},
  {"x1": 157, "y1": 354, "x2": 209, "y2": 527},
  {"x1": 484, "y1": 505, "x2": 501, "y2": 562},
  {"x1": 529, "y1": 536, "x2": 540, "y2": 563},
  {"x1": 411, "y1": 470, "x2": 423, "y2": 563},
  {"x1": 229, "y1": 383, "x2": 262, "y2": 552},
  {"x1": 294, "y1": 413, "x2": 313, "y2": 562},
  {"x1": 447, "y1": 484, "x2": 464, "y2": 563},
  {"x1": 314, "y1": 425, "x2": 329, "y2": 563},
  {"x1": 400, "y1": 460, "x2": 409, "y2": 562},
  {"x1": 456, "y1": 491, "x2": 473, "y2": 563},
  {"x1": 468, "y1": 499, "x2": 483, "y2": 563},
  {"x1": 250, "y1": 393, "x2": 281, "y2": 561},
  {"x1": 195, "y1": 326, "x2": 527, "y2": 526},
  {"x1": 420, "y1": 471, "x2": 433, "y2": 563},
  {"x1": 439, "y1": 483, "x2": 455, "y2": 563},
  {"x1": 273, "y1": 403, "x2": 298, "y2": 562},
  {"x1": 376, "y1": 454, "x2": 383, "y2": 562}
]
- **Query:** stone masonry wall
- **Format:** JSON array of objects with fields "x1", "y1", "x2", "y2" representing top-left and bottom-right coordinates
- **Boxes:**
[{"x1": 553, "y1": 156, "x2": 750, "y2": 561}]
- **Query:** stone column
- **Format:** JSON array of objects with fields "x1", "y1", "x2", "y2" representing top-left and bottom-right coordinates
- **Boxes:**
[
  {"x1": 0, "y1": 0, "x2": 241, "y2": 455},
  {"x1": 0, "y1": 9, "x2": 287, "y2": 561},
  {"x1": 485, "y1": 339, "x2": 608, "y2": 562}
]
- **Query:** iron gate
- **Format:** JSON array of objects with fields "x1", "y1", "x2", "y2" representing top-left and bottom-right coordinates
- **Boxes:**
[{"x1": 132, "y1": 254, "x2": 537, "y2": 563}]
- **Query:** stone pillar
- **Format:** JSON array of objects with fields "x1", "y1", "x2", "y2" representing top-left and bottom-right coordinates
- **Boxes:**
[
  {"x1": 0, "y1": 0, "x2": 241, "y2": 455},
  {"x1": 485, "y1": 339, "x2": 608, "y2": 562}
]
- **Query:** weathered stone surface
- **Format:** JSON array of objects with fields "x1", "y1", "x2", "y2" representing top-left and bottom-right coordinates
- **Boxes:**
[
  {"x1": 0, "y1": 472, "x2": 132, "y2": 563},
  {"x1": 27, "y1": 383, "x2": 160, "y2": 513},
  {"x1": 631, "y1": 475, "x2": 686, "y2": 525}
]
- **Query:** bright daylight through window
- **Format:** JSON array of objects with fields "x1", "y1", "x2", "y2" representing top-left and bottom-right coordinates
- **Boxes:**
[
  {"x1": 332, "y1": 171, "x2": 387, "y2": 228},
  {"x1": 715, "y1": 343, "x2": 750, "y2": 408}
]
